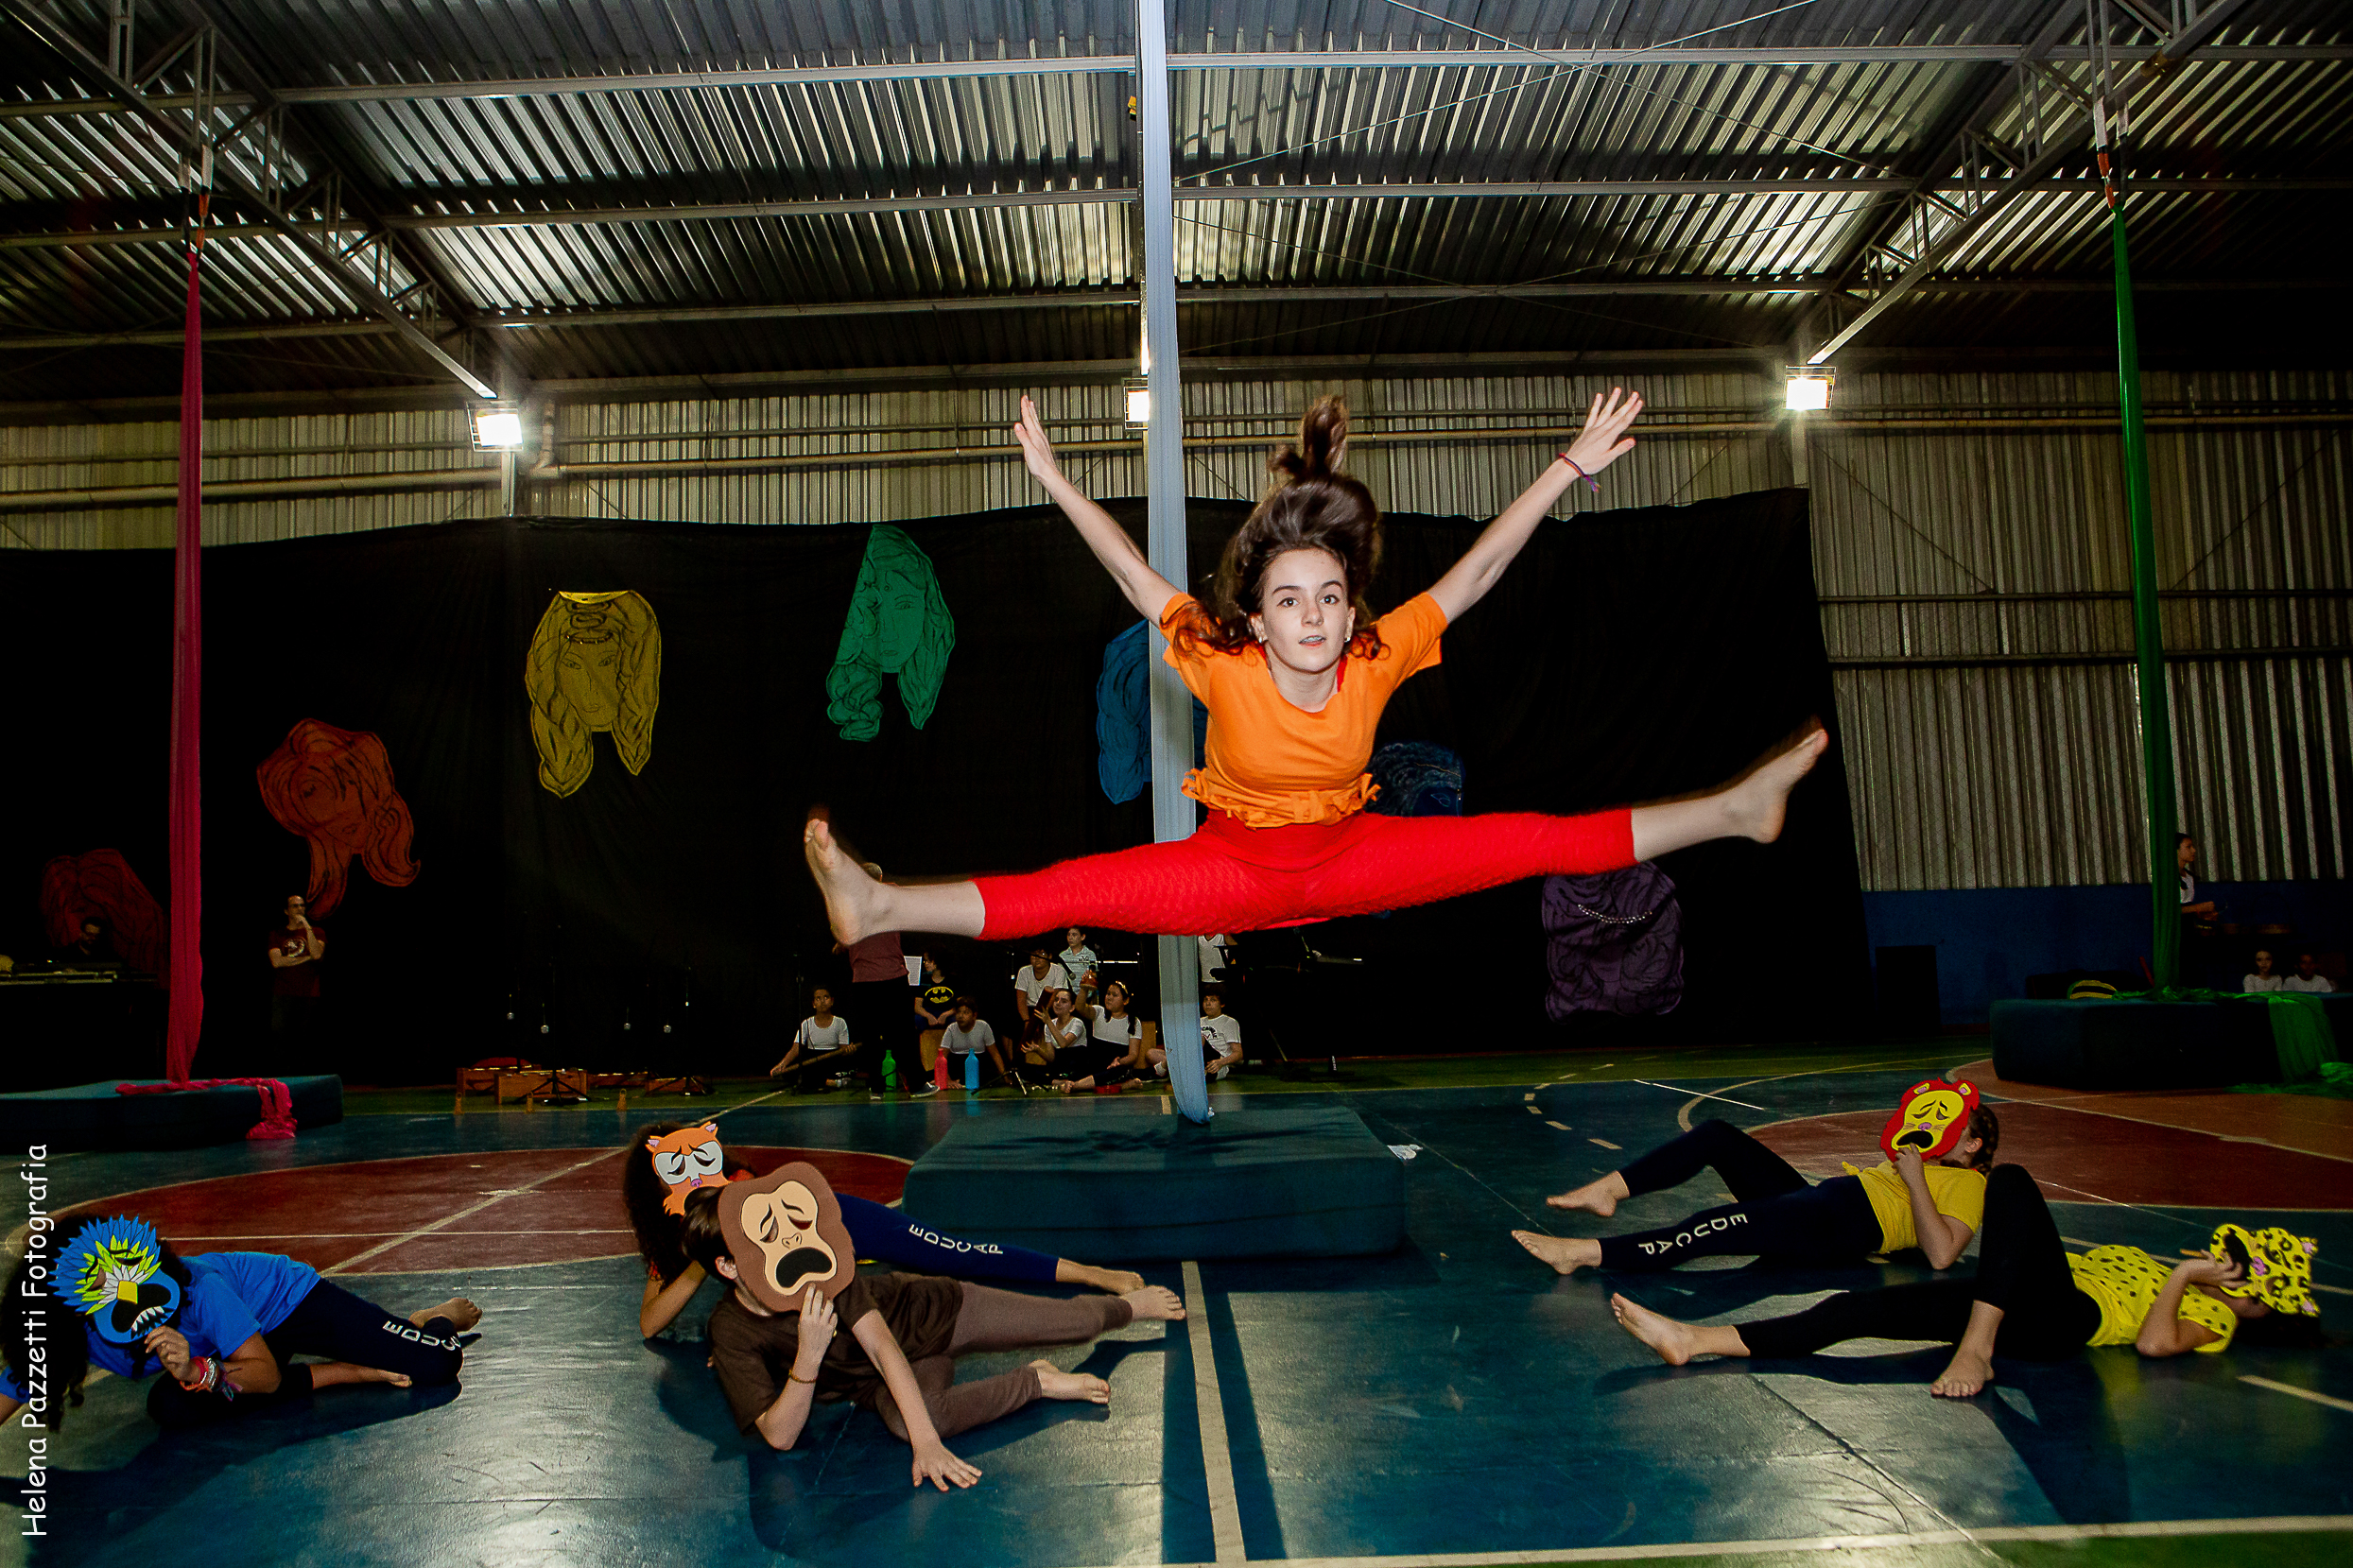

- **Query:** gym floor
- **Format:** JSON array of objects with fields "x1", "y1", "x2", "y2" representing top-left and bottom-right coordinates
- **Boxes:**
[{"x1": 17, "y1": 1047, "x2": 2353, "y2": 1568}]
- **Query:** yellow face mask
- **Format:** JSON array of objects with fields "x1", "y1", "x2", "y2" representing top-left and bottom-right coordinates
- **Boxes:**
[
  {"x1": 1880, "y1": 1077, "x2": 1980, "y2": 1161},
  {"x1": 2210, "y1": 1223, "x2": 2321, "y2": 1318}
]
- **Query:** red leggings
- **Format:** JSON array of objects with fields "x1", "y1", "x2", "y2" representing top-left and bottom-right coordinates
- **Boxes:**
[{"x1": 975, "y1": 807, "x2": 1635, "y2": 939}]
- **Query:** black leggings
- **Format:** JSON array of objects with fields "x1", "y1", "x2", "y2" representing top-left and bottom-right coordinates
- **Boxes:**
[
  {"x1": 1598, "y1": 1119, "x2": 1881, "y2": 1270},
  {"x1": 1738, "y1": 1164, "x2": 2101, "y2": 1359},
  {"x1": 147, "y1": 1279, "x2": 466, "y2": 1428}
]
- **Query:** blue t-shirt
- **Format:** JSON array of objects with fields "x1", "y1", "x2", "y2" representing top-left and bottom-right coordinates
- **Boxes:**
[{"x1": 0, "y1": 1252, "x2": 319, "y2": 1401}]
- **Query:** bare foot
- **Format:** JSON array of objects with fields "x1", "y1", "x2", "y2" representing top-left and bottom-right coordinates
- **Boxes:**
[
  {"x1": 1513, "y1": 1231, "x2": 1601, "y2": 1276},
  {"x1": 1545, "y1": 1173, "x2": 1626, "y2": 1216},
  {"x1": 1724, "y1": 723, "x2": 1828, "y2": 844},
  {"x1": 1069, "y1": 1265, "x2": 1148, "y2": 1295},
  {"x1": 1031, "y1": 1360, "x2": 1111, "y2": 1404},
  {"x1": 1929, "y1": 1347, "x2": 1995, "y2": 1398},
  {"x1": 803, "y1": 810, "x2": 888, "y2": 944},
  {"x1": 307, "y1": 1360, "x2": 414, "y2": 1389},
  {"x1": 1122, "y1": 1285, "x2": 1186, "y2": 1321},
  {"x1": 1610, "y1": 1293, "x2": 1702, "y2": 1367},
  {"x1": 413, "y1": 1298, "x2": 481, "y2": 1332}
]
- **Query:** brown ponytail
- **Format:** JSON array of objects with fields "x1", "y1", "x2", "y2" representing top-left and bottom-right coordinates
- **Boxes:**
[{"x1": 1175, "y1": 397, "x2": 1386, "y2": 658}]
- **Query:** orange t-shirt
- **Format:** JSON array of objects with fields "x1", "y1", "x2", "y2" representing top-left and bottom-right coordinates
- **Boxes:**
[{"x1": 1157, "y1": 591, "x2": 1447, "y2": 827}]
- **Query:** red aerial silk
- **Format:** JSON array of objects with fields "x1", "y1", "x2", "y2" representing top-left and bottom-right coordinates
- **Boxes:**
[{"x1": 166, "y1": 241, "x2": 203, "y2": 1081}]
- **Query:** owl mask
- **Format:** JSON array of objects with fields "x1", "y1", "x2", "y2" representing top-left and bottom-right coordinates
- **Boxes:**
[{"x1": 646, "y1": 1122, "x2": 731, "y2": 1216}]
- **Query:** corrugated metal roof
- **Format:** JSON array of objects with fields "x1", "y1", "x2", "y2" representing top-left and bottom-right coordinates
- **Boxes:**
[{"x1": 2, "y1": 0, "x2": 2347, "y2": 401}]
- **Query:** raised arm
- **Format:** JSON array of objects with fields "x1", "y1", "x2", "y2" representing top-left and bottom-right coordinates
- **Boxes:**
[
  {"x1": 1013, "y1": 395, "x2": 1181, "y2": 619},
  {"x1": 1426, "y1": 388, "x2": 1643, "y2": 623},
  {"x1": 2136, "y1": 1256, "x2": 2233, "y2": 1357}
]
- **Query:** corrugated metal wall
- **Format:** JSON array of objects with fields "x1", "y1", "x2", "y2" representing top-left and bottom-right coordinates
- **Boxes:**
[{"x1": 7, "y1": 369, "x2": 2345, "y2": 893}]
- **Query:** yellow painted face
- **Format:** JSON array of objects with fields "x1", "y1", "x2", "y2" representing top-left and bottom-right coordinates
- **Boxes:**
[{"x1": 1880, "y1": 1077, "x2": 1980, "y2": 1160}]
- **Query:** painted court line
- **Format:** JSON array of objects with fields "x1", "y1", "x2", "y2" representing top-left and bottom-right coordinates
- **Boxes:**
[
  {"x1": 1068, "y1": 1513, "x2": 2353, "y2": 1568},
  {"x1": 1634, "y1": 1078, "x2": 1768, "y2": 1112},
  {"x1": 2241, "y1": 1375, "x2": 2353, "y2": 1415},
  {"x1": 1545, "y1": 1120, "x2": 1570, "y2": 1130},
  {"x1": 1181, "y1": 1260, "x2": 1247, "y2": 1564},
  {"x1": 321, "y1": 1146, "x2": 626, "y2": 1275},
  {"x1": 1588, "y1": 1138, "x2": 1621, "y2": 1150}
]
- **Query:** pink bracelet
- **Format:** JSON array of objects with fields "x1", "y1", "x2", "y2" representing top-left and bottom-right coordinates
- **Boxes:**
[{"x1": 1556, "y1": 453, "x2": 1600, "y2": 492}]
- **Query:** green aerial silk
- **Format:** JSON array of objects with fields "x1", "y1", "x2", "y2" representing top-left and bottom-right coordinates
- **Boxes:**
[
  {"x1": 826, "y1": 525, "x2": 956, "y2": 742},
  {"x1": 2264, "y1": 991, "x2": 2339, "y2": 1083},
  {"x1": 2112, "y1": 204, "x2": 2181, "y2": 989}
]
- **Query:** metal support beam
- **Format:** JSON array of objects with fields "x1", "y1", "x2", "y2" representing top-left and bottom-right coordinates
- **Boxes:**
[
  {"x1": 1806, "y1": 0, "x2": 2257, "y2": 364},
  {"x1": 0, "y1": 38, "x2": 2339, "y2": 116},
  {"x1": 1137, "y1": 0, "x2": 1207, "y2": 1124},
  {"x1": 0, "y1": 0, "x2": 493, "y2": 398}
]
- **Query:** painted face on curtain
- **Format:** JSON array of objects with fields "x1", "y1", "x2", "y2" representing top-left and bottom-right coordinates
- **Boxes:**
[{"x1": 556, "y1": 627, "x2": 623, "y2": 726}]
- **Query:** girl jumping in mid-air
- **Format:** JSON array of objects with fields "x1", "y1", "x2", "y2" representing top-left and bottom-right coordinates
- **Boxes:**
[{"x1": 805, "y1": 389, "x2": 1827, "y2": 945}]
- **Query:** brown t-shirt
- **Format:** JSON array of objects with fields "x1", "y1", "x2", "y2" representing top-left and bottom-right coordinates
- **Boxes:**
[
  {"x1": 268, "y1": 924, "x2": 323, "y2": 997},
  {"x1": 707, "y1": 1273, "x2": 963, "y2": 1432}
]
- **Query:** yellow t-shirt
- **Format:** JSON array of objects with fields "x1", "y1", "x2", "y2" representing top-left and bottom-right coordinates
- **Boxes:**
[
  {"x1": 1848, "y1": 1161, "x2": 1988, "y2": 1253},
  {"x1": 2068, "y1": 1246, "x2": 2238, "y2": 1353}
]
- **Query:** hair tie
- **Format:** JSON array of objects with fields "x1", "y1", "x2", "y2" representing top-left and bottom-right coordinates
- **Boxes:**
[{"x1": 1557, "y1": 453, "x2": 1600, "y2": 493}]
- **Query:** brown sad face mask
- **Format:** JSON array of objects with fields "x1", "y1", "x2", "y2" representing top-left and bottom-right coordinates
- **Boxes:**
[{"x1": 718, "y1": 1163, "x2": 856, "y2": 1311}]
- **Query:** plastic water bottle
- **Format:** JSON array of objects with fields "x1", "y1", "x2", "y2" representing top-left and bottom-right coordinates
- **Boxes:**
[
  {"x1": 963, "y1": 1053, "x2": 980, "y2": 1091},
  {"x1": 881, "y1": 1051, "x2": 897, "y2": 1092}
]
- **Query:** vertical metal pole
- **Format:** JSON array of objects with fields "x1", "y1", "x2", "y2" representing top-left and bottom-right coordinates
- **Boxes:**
[
  {"x1": 1136, "y1": 0, "x2": 1208, "y2": 1122},
  {"x1": 2112, "y1": 209, "x2": 2178, "y2": 989}
]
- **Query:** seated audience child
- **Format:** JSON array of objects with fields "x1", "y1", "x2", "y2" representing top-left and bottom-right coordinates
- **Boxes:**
[
  {"x1": 769, "y1": 986, "x2": 866, "y2": 1093},
  {"x1": 1058, "y1": 927, "x2": 1099, "y2": 992},
  {"x1": 683, "y1": 1175, "x2": 1184, "y2": 1487},
  {"x1": 939, "y1": 997, "x2": 1010, "y2": 1086},
  {"x1": 2, "y1": 1215, "x2": 476, "y2": 1431},
  {"x1": 2283, "y1": 952, "x2": 2336, "y2": 993},
  {"x1": 1055, "y1": 978, "x2": 1146, "y2": 1093},
  {"x1": 1012, "y1": 946, "x2": 1074, "y2": 1043},
  {"x1": 2242, "y1": 950, "x2": 2284, "y2": 991},
  {"x1": 1030, "y1": 986, "x2": 1088, "y2": 1069},
  {"x1": 1151, "y1": 987, "x2": 1242, "y2": 1081}
]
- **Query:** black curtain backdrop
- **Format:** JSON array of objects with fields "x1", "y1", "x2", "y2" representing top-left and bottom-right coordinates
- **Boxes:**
[{"x1": 0, "y1": 488, "x2": 1866, "y2": 1084}]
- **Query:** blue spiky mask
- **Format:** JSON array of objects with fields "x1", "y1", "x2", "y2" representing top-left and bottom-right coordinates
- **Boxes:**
[{"x1": 58, "y1": 1216, "x2": 182, "y2": 1345}]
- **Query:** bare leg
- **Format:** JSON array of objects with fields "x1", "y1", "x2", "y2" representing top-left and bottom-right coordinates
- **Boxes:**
[
  {"x1": 1513, "y1": 1232, "x2": 1602, "y2": 1276},
  {"x1": 1929, "y1": 1300, "x2": 2002, "y2": 1397},
  {"x1": 1611, "y1": 1293, "x2": 1753, "y2": 1366},
  {"x1": 1055, "y1": 1259, "x2": 1147, "y2": 1295},
  {"x1": 805, "y1": 812, "x2": 985, "y2": 944},
  {"x1": 1546, "y1": 1171, "x2": 1630, "y2": 1216},
  {"x1": 1629, "y1": 724, "x2": 1827, "y2": 861},
  {"x1": 305, "y1": 1360, "x2": 416, "y2": 1389},
  {"x1": 1029, "y1": 1358, "x2": 1111, "y2": 1404}
]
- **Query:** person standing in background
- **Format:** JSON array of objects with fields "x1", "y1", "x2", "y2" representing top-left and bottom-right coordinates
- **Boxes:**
[
  {"x1": 839, "y1": 863, "x2": 906, "y2": 1092},
  {"x1": 1058, "y1": 927, "x2": 1099, "y2": 993},
  {"x1": 267, "y1": 894, "x2": 325, "y2": 1062}
]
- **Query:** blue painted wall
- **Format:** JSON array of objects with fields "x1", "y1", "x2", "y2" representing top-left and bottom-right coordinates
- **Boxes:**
[{"x1": 1863, "y1": 880, "x2": 2350, "y2": 1025}]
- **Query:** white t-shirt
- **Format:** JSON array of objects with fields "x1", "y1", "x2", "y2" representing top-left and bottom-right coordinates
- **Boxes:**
[
  {"x1": 1089, "y1": 1006, "x2": 1139, "y2": 1049},
  {"x1": 2242, "y1": 974, "x2": 2285, "y2": 992},
  {"x1": 1013, "y1": 963, "x2": 1073, "y2": 1008},
  {"x1": 942, "y1": 1019, "x2": 997, "y2": 1055},
  {"x1": 1040, "y1": 1012, "x2": 1086, "y2": 1053},
  {"x1": 1201, "y1": 1013, "x2": 1242, "y2": 1056},
  {"x1": 1198, "y1": 934, "x2": 1230, "y2": 984},
  {"x1": 2282, "y1": 974, "x2": 2336, "y2": 993},
  {"x1": 796, "y1": 1016, "x2": 851, "y2": 1053}
]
